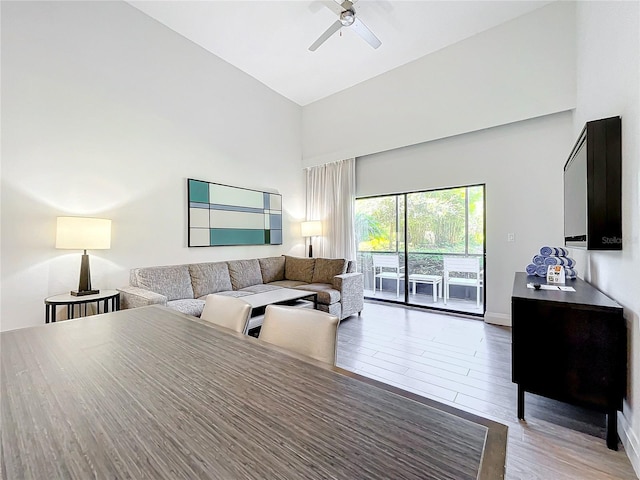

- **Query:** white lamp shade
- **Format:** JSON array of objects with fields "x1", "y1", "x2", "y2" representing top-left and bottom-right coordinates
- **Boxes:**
[
  {"x1": 56, "y1": 217, "x2": 112, "y2": 250},
  {"x1": 301, "y1": 220, "x2": 322, "y2": 237}
]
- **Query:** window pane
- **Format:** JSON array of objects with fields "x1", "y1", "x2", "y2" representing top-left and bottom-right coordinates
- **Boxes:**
[
  {"x1": 406, "y1": 189, "x2": 466, "y2": 254},
  {"x1": 355, "y1": 196, "x2": 401, "y2": 252},
  {"x1": 397, "y1": 195, "x2": 405, "y2": 254},
  {"x1": 356, "y1": 195, "x2": 404, "y2": 293},
  {"x1": 467, "y1": 186, "x2": 484, "y2": 255}
]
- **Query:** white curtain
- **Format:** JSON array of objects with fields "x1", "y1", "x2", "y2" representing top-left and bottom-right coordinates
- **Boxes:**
[{"x1": 305, "y1": 158, "x2": 356, "y2": 261}]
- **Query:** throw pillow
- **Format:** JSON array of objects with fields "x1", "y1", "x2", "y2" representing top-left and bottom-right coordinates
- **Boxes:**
[
  {"x1": 136, "y1": 265, "x2": 194, "y2": 301},
  {"x1": 259, "y1": 256, "x2": 286, "y2": 283},
  {"x1": 284, "y1": 256, "x2": 316, "y2": 283},
  {"x1": 189, "y1": 262, "x2": 233, "y2": 298},
  {"x1": 227, "y1": 259, "x2": 263, "y2": 290},
  {"x1": 312, "y1": 258, "x2": 347, "y2": 284}
]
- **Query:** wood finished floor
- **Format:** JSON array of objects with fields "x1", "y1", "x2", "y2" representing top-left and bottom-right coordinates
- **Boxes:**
[{"x1": 336, "y1": 301, "x2": 637, "y2": 480}]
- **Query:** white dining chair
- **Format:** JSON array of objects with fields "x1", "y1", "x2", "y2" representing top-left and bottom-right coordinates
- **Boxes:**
[
  {"x1": 200, "y1": 294, "x2": 252, "y2": 334},
  {"x1": 372, "y1": 254, "x2": 404, "y2": 297},
  {"x1": 443, "y1": 256, "x2": 483, "y2": 307},
  {"x1": 259, "y1": 305, "x2": 339, "y2": 365}
]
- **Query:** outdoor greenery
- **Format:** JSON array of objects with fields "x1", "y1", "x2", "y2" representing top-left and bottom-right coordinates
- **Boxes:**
[
  {"x1": 355, "y1": 196, "x2": 404, "y2": 251},
  {"x1": 355, "y1": 186, "x2": 484, "y2": 254}
]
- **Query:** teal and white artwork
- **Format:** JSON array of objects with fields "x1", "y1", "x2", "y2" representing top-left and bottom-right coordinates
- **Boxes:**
[{"x1": 188, "y1": 179, "x2": 282, "y2": 247}]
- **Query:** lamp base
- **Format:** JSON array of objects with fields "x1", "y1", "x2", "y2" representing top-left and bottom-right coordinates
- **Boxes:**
[
  {"x1": 70, "y1": 289, "x2": 100, "y2": 297},
  {"x1": 73, "y1": 252, "x2": 98, "y2": 296}
]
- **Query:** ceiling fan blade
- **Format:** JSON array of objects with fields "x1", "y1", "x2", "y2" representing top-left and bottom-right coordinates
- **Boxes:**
[
  {"x1": 318, "y1": 0, "x2": 344, "y2": 16},
  {"x1": 350, "y1": 17, "x2": 382, "y2": 49},
  {"x1": 309, "y1": 19, "x2": 343, "y2": 51}
]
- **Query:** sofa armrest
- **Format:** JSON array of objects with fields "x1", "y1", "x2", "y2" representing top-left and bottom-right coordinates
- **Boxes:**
[
  {"x1": 332, "y1": 272, "x2": 364, "y2": 319},
  {"x1": 117, "y1": 286, "x2": 167, "y2": 309}
]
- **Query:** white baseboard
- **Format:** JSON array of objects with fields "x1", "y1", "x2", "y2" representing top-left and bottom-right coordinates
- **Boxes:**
[
  {"x1": 619, "y1": 411, "x2": 640, "y2": 479},
  {"x1": 484, "y1": 311, "x2": 511, "y2": 326}
]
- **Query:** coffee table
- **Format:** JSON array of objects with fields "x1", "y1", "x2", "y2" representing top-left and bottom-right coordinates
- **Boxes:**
[{"x1": 243, "y1": 288, "x2": 318, "y2": 331}]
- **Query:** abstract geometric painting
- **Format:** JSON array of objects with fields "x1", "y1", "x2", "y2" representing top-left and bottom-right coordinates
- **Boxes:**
[{"x1": 188, "y1": 179, "x2": 282, "y2": 247}]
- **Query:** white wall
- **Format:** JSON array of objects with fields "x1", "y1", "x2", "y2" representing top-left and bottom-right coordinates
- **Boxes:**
[
  {"x1": 357, "y1": 112, "x2": 573, "y2": 324},
  {"x1": 0, "y1": 1, "x2": 304, "y2": 332},
  {"x1": 302, "y1": 1, "x2": 575, "y2": 167},
  {"x1": 573, "y1": 1, "x2": 640, "y2": 475}
]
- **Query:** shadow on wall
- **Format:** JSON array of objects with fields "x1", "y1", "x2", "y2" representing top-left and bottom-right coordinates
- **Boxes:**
[
  {"x1": 567, "y1": 247, "x2": 589, "y2": 281},
  {"x1": 1, "y1": 176, "x2": 308, "y2": 330},
  {"x1": 1, "y1": 180, "x2": 121, "y2": 330}
]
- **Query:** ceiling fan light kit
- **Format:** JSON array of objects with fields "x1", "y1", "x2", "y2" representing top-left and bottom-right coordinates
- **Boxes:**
[
  {"x1": 309, "y1": 0, "x2": 381, "y2": 52},
  {"x1": 340, "y1": 9, "x2": 355, "y2": 26}
]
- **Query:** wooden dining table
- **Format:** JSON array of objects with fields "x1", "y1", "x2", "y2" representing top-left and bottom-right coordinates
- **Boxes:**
[{"x1": 1, "y1": 305, "x2": 507, "y2": 479}]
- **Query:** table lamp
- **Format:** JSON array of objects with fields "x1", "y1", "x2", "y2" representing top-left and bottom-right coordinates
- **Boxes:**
[
  {"x1": 56, "y1": 216, "x2": 111, "y2": 296},
  {"x1": 301, "y1": 220, "x2": 322, "y2": 258}
]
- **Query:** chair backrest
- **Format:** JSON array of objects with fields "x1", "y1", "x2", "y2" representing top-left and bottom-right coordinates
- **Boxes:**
[
  {"x1": 372, "y1": 254, "x2": 400, "y2": 270},
  {"x1": 443, "y1": 257, "x2": 481, "y2": 276},
  {"x1": 200, "y1": 294, "x2": 252, "y2": 334},
  {"x1": 259, "y1": 305, "x2": 339, "y2": 365}
]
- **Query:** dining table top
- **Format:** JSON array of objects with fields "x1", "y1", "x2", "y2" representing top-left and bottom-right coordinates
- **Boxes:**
[{"x1": 1, "y1": 305, "x2": 507, "y2": 479}]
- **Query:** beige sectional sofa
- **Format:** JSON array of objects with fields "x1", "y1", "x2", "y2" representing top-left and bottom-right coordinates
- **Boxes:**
[{"x1": 117, "y1": 255, "x2": 363, "y2": 321}]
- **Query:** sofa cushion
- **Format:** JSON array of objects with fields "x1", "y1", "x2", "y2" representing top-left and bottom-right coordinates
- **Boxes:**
[
  {"x1": 294, "y1": 284, "x2": 341, "y2": 304},
  {"x1": 312, "y1": 258, "x2": 347, "y2": 284},
  {"x1": 284, "y1": 256, "x2": 316, "y2": 283},
  {"x1": 227, "y1": 259, "x2": 263, "y2": 290},
  {"x1": 135, "y1": 265, "x2": 194, "y2": 301},
  {"x1": 268, "y1": 280, "x2": 308, "y2": 288},
  {"x1": 317, "y1": 301, "x2": 342, "y2": 318},
  {"x1": 346, "y1": 260, "x2": 356, "y2": 273},
  {"x1": 259, "y1": 256, "x2": 286, "y2": 283},
  {"x1": 167, "y1": 298, "x2": 205, "y2": 317},
  {"x1": 189, "y1": 262, "x2": 233, "y2": 298}
]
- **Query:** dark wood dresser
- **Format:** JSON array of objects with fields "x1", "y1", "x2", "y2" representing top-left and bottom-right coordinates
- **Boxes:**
[{"x1": 511, "y1": 272, "x2": 626, "y2": 450}]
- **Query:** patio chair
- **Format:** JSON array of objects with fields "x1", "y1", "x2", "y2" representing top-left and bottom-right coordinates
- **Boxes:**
[
  {"x1": 372, "y1": 254, "x2": 404, "y2": 298},
  {"x1": 443, "y1": 256, "x2": 483, "y2": 307}
]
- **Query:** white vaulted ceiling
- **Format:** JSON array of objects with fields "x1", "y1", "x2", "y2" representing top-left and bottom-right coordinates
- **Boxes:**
[{"x1": 129, "y1": 0, "x2": 552, "y2": 106}]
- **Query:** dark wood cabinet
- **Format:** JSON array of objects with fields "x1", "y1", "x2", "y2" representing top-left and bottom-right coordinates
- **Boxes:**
[{"x1": 511, "y1": 272, "x2": 626, "y2": 450}]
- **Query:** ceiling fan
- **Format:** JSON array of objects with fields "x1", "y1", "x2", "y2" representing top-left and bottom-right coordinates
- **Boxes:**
[{"x1": 309, "y1": 0, "x2": 382, "y2": 52}]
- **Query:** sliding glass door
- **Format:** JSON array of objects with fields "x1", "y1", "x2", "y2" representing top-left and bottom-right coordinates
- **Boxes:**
[{"x1": 356, "y1": 184, "x2": 485, "y2": 316}]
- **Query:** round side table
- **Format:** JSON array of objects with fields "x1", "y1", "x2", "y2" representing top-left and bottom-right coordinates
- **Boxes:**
[{"x1": 44, "y1": 290, "x2": 120, "y2": 323}]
